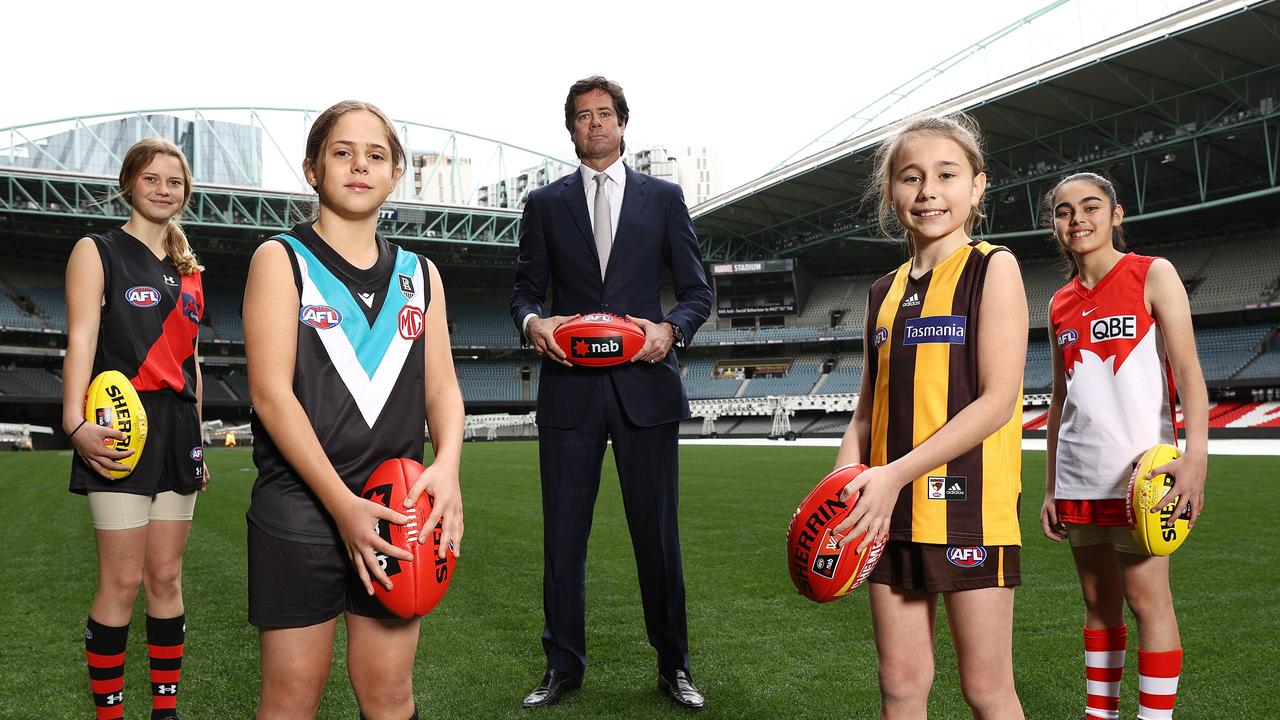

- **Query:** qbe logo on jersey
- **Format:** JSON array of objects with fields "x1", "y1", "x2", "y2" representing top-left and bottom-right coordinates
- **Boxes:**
[
  {"x1": 946, "y1": 546, "x2": 987, "y2": 568},
  {"x1": 572, "y1": 335, "x2": 624, "y2": 359},
  {"x1": 126, "y1": 286, "x2": 161, "y2": 308},
  {"x1": 1090, "y1": 315, "x2": 1137, "y2": 343},
  {"x1": 398, "y1": 305, "x2": 424, "y2": 340},
  {"x1": 903, "y1": 315, "x2": 967, "y2": 345},
  {"x1": 300, "y1": 305, "x2": 342, "y2": 330}
]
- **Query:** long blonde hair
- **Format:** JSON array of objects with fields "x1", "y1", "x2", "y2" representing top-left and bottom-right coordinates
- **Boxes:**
[
  {"x1": 117, "y1": 138, "x2": 203, "y2": 275},
  {"x1": 868, "y1": 113, "x2": 987, "y2": 257}
]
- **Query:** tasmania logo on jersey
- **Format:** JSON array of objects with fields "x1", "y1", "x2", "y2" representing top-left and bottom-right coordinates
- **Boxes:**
[
  {"x1": 946, "y1": 546, "x2": 987, "y2": 567},
  {"x1": 903, "y1": 315, "x2": 967, "y2": 345},
  {"x1": 300, "y1": 305, "x2": 342, "y2": 330},
  {"x1": 1090, "y1": 315, "x2": 1137, "y2": 343},
  {"x1": 126, "y1": 286, "x2": 160, "y2": 308},
  {"x1": 1057, "y1": 328, "x2": 1078, "y2": 348},
  {"x1": 398, "y1": 305, "x2": 424, "y2": 340}
]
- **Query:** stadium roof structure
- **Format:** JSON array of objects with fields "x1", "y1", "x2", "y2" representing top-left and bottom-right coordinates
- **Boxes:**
[{"x1": 691, "y1": 0, "x2": 1280, "y2": 266}]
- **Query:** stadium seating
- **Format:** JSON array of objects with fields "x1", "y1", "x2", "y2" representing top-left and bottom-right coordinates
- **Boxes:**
[
  {"x1": 454, "y1": 358, "x2": 526, "y2": 402},
  {"x1": 0, "y1": 290, "x2": 45, "y2": 332},
  {"x1": 1024, "y1": 340, "x2": 1053, "y2": 391},
  {"x1": 448, "y1": 296, "x2": 521, "y2": 348},
  {"x1": 0, "y1": 366, "x2": 61, "y2": 397},
  {"x1": 202, "y1": 289, "x2": 244, "y2": 343},
  {"x1": 817, "y1": 354, "x2": 862, "y2": 395},
  {"x1": 1195, "y1": 324, "x2": 1273, "y2": 381},
  {"x1": 741, "y1": 356, "x2": 822, "y2": 397},
  {"x1": 1236, "y1": 351, "x2": 1280, "y2": 381},
  {"x1": 681, "y1": 357, "x2": 744, "y2": 399}
]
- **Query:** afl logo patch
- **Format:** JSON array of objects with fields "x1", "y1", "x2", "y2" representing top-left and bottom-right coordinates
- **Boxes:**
[
  {"x1": 190, "y1": 446, "x2": 203, "y2": 461},
  {"x1": 126, "y1": 286, "x2": 161, "y2": 307},
  {"x1": 581, "y1": 313, "x2": 613, "y2": 323},
  {"x1": 946, "y1": 546, "x2": 987, "y2": 567},
  {"x1": 1056, "y1": 328, "x2": 1078, "y2": 348},
  {"x1": 398, "y1": 305, "x2": 424, "y2": 340},
  {"x1": 300, "y1": 305, "x2": 342, "y2": 330},
  {"x1": 874, "y1": 327, "x2": 888, "y2": 349}
]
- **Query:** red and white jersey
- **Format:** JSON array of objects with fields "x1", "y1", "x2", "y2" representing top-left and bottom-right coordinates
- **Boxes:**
[{"x1": 1050, "y1": 253, "x2": 1177, "y2": 500}]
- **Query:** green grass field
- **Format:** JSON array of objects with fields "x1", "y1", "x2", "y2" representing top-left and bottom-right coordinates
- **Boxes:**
[{"x1": 0, "y1": 444, "x2": 1274, "y2": 719}]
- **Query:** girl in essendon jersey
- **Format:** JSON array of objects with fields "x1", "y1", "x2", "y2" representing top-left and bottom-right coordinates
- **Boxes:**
[
  {"x1": 1041, "y1": 172, "x2": 1207, "y2": 720},
  {"x1": 241, "y1": 101, "x2": 463, "y2": 720},
  {"x1": 63, "y1": 138, "x2": 207, "y2": 720},
  {"x1": 831, "y1": 114, "x2": 1029, "y2": 718}
]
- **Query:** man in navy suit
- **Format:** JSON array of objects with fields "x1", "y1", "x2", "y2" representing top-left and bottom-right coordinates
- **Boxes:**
[{"x1": 510, "y1": 76, "x2": 712, "y2": 710}]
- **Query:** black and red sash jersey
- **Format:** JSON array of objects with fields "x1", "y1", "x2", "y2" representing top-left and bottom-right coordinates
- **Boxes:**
[{"x1": 90, "y1": 227, "x2": 203, "y2": 402}]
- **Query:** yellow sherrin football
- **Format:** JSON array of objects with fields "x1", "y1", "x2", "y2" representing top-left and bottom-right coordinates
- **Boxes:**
[
  {"x1": 1127, "y1": 443, "x2": 1192, "y2": 556},
  {"x1": 84, "y1": 370, "x2": 148, "y2": 480}
]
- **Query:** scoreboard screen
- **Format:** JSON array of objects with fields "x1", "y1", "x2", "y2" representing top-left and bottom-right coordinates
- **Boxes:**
[{"x1": 711, "y1": 259, "x2": 797, "y2": 317}]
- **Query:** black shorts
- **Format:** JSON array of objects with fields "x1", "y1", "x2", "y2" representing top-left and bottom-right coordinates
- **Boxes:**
[
  {"x1": 69, "y1": 391, "x2": 202, "y2": 496},
  {"x1": 247, "y1": 519, "x2": 396, "y2": 628},
  {"x1": 868, "y1": 541, "x2": 1021, "y2": 593}
]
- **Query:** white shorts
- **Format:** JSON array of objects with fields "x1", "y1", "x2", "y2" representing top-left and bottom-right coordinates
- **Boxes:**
[
  {"x1": 87, "y1": 491, "x2": 197, "y2": 531},
  {"x1": 1065, "y1": 523, "x2": 1144, "y2": 555}
]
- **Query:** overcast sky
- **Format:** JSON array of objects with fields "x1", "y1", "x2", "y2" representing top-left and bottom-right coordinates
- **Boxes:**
[{"x1": 5, "y1": 0, "x2": 1188, "y2": 190}]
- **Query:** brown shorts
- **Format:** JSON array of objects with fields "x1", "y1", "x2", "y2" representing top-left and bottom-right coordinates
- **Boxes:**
[{"x1": 868, "y1": 541, "x2": 1021, "y2": 593}]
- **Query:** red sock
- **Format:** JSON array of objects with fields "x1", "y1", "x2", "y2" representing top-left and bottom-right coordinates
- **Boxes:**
[
  {"x1": 147, "y1": 614, "x2": 186, "y2": 719},
  {"x1": 1083, "y1": 625, "x2": 1126, "y2": 720},
  {"x1": 1138, "y1": 648, "x2": 1182, "y2": 719},
  {"x1": 86, "y1": 617, "x2": 128, "y2": 720}
]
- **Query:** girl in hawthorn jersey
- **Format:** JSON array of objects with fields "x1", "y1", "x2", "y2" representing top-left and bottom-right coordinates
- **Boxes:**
[
  {"x1": 242, "y1": 100, "x2": 463, "y2": 720},
  {"x1": 831, "y1": 113, "x2": 1028, "y2": 719},
  {"x1": 1040, "y1": 172, "x2": 1207, "y2": 720},
  {"x1": 63, "y1": 138, "x2": 207, "y2": 720}
]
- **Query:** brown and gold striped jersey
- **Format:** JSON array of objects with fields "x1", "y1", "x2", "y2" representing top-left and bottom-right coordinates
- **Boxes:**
[{"x1": 864, "y1": 240, "x2": 1023, "y2": 546}]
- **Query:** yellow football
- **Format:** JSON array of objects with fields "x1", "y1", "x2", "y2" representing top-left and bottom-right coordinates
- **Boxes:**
[
  {"x1": 1127, "y1": 443, "x2": 1191, "y2": 556},
  {"x1": 84, "y1": 370, "x2": 148, "y2": 480}
]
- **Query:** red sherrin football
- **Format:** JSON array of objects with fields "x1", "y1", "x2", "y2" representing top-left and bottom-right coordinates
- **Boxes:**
[
  {"x1": 552, "y1": 313, "x2": 647, "y2": 367},
  {"x1": 787, "y1": 464, "x2": 886, "y2": 603},
  {"x1": 360, "y1": 458, "x2": 456, "y2": 618}
]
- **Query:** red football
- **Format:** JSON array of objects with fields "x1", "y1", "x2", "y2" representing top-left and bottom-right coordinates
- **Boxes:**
[
  {"x1": 360, "y1": 458, "x2": 456, "y2": 618},
  {"x1": 552, "y1": 313, "x2": 647, "y2": 367},
  {"x1": 787, "y1": 464, "x2": 886, "y2": 603}
]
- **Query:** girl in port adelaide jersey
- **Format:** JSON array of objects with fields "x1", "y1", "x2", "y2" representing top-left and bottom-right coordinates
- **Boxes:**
[
  {"x1": 830, "y1": 113, "x2": 1028, "y2": 719},
  {"x1": 241, "y1": 100, "x2": 463, "y2": 720},
  {"x1": 63, "y1": 137, "x2": 206, "y2": 720},
  {"x1": 1041, "y1": 172, "x2": 1207, "y2": 720}
]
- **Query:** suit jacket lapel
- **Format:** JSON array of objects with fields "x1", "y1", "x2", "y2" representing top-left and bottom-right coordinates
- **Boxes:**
[
  {"x1": 559, "y1": 172, "x2": 598, "y2": 265},
  {"x1": 605, "y1": 166, "x2": 648, "y2": 279}
]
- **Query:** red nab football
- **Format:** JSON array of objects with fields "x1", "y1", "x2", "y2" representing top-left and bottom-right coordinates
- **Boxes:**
[
  {"x1": 787, "y1": 464, "x2": 886, "y2": 603},
  {"x1": 361, "y1": 458, "x2": 457, "y2": 618},
  {"x1": 552, "y1": 313, "x2": 647, "y2": 367}
]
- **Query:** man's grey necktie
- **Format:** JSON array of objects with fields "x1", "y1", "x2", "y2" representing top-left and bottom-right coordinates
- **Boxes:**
[{"x1": 593, "y1": 173, "x2": 612, "y2": 280}]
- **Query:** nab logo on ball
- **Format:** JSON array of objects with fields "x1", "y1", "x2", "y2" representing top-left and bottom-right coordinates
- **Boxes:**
[
  {"x1": 572, "y1": 335, "x2": 623, "y2": 359},
  {"x1": 300, "y1": 305, "x2": 342, "y2": 330},
  {"x1": 1090, "y1": 315, "x2": 1137, "y2": 343},
  {"x1": 946, "y1": 546, "x2": 987, "y2": 567},
  {"x1": 126, "y1": 286, "x2": 160, "y2": 308},
  {"x1": 398, "y1": 305, "x2": 424, "y2": 340}
]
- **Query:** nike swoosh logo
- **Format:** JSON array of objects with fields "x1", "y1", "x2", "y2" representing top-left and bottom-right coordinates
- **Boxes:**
[{"x1": 1082, "y1": 307, "x2": 1099, "y2": 317}]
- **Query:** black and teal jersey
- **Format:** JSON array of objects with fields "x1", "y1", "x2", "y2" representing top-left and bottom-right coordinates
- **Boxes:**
[{"x1": 248, "y1": 222, "x2": 430, "y2": 545}]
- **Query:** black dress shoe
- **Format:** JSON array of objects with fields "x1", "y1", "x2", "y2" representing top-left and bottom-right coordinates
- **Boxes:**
[
  {"x1": 659, "y1": 669, "x2": 705, "y2": 710},
  {"x1": 522, "y1": 668, "x2": 581, "y2": 708}
]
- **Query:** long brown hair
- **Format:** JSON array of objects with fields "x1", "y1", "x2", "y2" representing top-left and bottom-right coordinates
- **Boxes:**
[
  {"x1": 867, "y1": 113, "x2": 986, "y2": 257},
  {"x1": 117, "y1": 138, "x2": 202, "y2": 275},
  {"x1": 1041, "y1": 171, "x2": 1128, "y2": 278}
]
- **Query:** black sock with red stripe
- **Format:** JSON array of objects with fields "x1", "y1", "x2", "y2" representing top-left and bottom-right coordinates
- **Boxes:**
[
  {"x1": 86, "y1": 616, "x2": 129, "y2": 720},
  {"x1": 147, "y1": 614, "x2": 186, "y2": 719}
]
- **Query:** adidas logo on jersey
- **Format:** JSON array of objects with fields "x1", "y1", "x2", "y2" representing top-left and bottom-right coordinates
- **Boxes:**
[
  {"x1": 927, "y1": 475, "x2": 967, "y2": 501},
  {"x1": 901, "y1": 292, "x2": 921, "y2": 308}
]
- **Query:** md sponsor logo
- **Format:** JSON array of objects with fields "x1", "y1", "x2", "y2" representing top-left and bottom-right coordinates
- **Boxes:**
[
  {"x1": 903, "y1": 315, "x2": 967, "y2": 345},
  {"x1": 1089, "y1": 315, "x2": 1137, "y2": 343},
  {"x1": 300, "y1": 305, "x2": 342, "y2": 330},
  {"x1": 398, "y1": 305, "x2": 424, "y2": 340},
  {"x1": 126, "y1": 286, "x2": 161, "y2": 308},
  {"x1": 874, "y1": 326, "x2": 889, "y2": 349},
  {"x1": 1056, "y1": 328, "x2": 1078, "y2": 348},
  {"x1": 946, "y1": 546, "x2": 987, "y2": 568}
]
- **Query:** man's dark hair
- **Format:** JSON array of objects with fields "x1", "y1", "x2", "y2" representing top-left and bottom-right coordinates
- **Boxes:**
[{"x1": 564, "y1": 75, "x2": 629, "y2": 156}]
